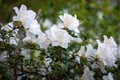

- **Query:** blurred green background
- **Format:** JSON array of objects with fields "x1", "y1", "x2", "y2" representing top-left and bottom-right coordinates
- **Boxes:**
[{"x1": 0, "y1": 0, "x2": 120, "y2": 43}]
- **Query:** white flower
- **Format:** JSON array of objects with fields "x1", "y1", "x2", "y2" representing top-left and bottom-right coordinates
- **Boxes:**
[
  {"x1": 81, "y1": 66, "x2": 94, "y2": 80},
  {"x1": 25, "y1": 20, "x2": 41, "y2": 35},
  {"x1": 13, "y1": 4, "x2": 42, "y2": 43},
  {"x1": 103, "y1": 73, "x2": 114, "y2": 80},
  {"x1": 13, "y1": 4, "x2": 36, "y2": 26},
  {"x1": 37, "y1": 32, "x2": 50, "y2": 49},
  {"x1": 13, "y1": 4, "x2": 41, "y2": 34},
  {"x1": 23, "y1": 21, "x2": 42, "y2": 44},
  {"x1": 96, "y1": 35, "x2": 117, "y2": 67},
  {"x1": 56, "y1": 23, "x2": 82, "y2": 43},
  {"x1": 59, "y1": 13, "x2": 80, "y2": 33},
  {"x1": 77, "y1": 44, "x2": 96, "y2": 59},
  {"x1": 46, "y1": 25, "x2": 72, "y2": 49},
  {"x1": 85, "y1": 44, "x2": 96, "y2": 59}
]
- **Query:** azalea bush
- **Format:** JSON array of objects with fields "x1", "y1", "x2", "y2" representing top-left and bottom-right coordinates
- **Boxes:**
[{"x1": 0, "y1": 4, "x2": 120, "y2": 80}]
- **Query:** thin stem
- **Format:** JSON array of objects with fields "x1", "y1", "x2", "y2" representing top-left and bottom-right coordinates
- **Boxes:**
[{"x1": 14, "y1": 66, "x2": 17, "y2": 80}]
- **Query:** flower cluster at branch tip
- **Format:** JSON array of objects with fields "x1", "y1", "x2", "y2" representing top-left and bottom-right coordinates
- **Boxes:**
[{"x1": 11, "y1": 4, "x2": 82, "y2": 49}]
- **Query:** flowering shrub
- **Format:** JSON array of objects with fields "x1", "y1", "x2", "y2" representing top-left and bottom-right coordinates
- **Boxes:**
[{"x1": 0, "y1": 4, "x2": 120, "y2": 80}]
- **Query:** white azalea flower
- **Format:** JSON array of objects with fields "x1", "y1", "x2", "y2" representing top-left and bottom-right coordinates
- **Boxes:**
[
  {"x1": 37, "y1": 32, "x2": 50, "y2": 49},
  {"x1": 96, "y1": 35, "x2": 117, "y2": 67},
  {"x1": 13, "y1": 4, "x2": 42, "y2": 43},
  {"x1": 13, "y1": 4, "x2": 41, "y2": 34},
  {"x1": 85, "y1": 44, "x2": 96, "y2": 59},
  {"x1": 46, "y1": 25, "x2": 72, "y2": 49},
  {"x1": 13, "y1": 4, "x2": 36, "y2": 26},
  {"x1": 59, "y1": 13, "x2": 80, "y2": 33},
  {"x1": 77, "y1": 44, "x2": 96, "y2": 59},
  {"x1": 81, "y1": 66, "x2": 94, "y2": 80},
  {"x1": 103, "y1": 73, "x2": 114, "y2": 80},
  {"x1": 24, "y1": 20, "x2": 41, "y2": 35}
]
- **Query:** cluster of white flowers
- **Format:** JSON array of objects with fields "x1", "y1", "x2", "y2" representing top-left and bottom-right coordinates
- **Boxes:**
[
  {"x1": 82, "y1": 68, "x2": 114, "y2": 80},
  {"x1": 0, "y1": 4, "x2": 82, "y2": 63},
  {"x1": 0, "y1": 4, "x2": 119, "y2": 80},
  {"x1": 76, "y1": 35, "x2": 119, "y2": 79},
  {"x1": 77, "y1": 35, "x2": 118, "y2": 66},
  {"x1": 8, "y1": 4, "x2": 82, "y2": 49}
]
